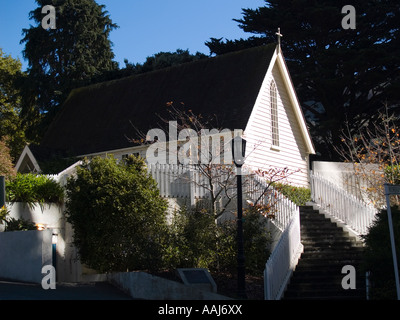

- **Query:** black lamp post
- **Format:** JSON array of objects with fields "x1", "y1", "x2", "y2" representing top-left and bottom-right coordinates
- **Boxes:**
[{"x1": 231, "y1": 136, "x2": 247, "y2": 299}]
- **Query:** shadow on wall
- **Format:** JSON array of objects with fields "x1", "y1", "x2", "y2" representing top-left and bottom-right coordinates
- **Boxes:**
[
  {"x1": 0, "y1": 229, "x2": 52, "y2": 284},
  {"x1": 1, "y1": 202, "x2": 83, "y2": 283}
]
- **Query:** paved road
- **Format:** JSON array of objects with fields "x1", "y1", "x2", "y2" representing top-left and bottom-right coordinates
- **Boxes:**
[{"x1": 0, "y1": 280, "x2": 132, "y2": 300}]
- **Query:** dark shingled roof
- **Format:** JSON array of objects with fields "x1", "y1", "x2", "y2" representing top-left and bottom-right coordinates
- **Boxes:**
[{"x1": 40, "y1": 44, "x2": 277, "y2": 156}]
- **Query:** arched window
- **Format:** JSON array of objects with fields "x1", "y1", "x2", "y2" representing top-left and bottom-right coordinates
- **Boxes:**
[{"x1": 270, "y1": 81, "x2": 279, "y2": 147}]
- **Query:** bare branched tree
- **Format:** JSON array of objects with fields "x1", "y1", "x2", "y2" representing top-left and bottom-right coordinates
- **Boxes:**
[
  {"x1": 129, "y1": 102, "x2": 303, "y2": 220},
  {"x1": 334, "y1": 104, "x2": 400, "y2": 207}
]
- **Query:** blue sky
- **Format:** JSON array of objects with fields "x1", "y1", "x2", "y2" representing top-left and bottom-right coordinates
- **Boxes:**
[{"x1": 0, "y1": 0, "x2": 265, "y2": 71}]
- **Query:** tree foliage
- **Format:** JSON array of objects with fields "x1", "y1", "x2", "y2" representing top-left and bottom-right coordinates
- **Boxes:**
[
  {"x1": 0, "y1": 49, "x2": 27, "y2": 161},
  {"x1": 124, "y1": 49, "x2": 207, "y2": 74},
  {"x1": 206, "y1": 0, "x2": 400, "y2": 160},
  {"x1": 335, "y1": 106, "x2": 400, "y2": 207},
  {"x1": 20, "y1": 0, "x2": 118, "y2": 136},
  {"x1": 92, "y1": 49, "x2": 208, "y2": 83},
  {"x1": 6, "y1": 173, "x2": 64, "y2": 207},
  {"x1": 167, "y1": 206, "x2": 271, "y2": 276},
  {"x1": 65, "y1": 155, "x2": 169, "y2": 273},
  {"x1": 362, "y1": 206, "x2": 400, "y2": 299},
  {"x1": 0, "y1": 137, "x2": 16, "y2": 178}
]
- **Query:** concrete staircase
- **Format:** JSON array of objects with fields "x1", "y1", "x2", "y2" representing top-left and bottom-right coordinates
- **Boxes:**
[{"x1": 283, "y1": 205, "x2": 366, "y2": 300}]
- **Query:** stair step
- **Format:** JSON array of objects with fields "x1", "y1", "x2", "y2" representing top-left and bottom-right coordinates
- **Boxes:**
[
  {"x1": 301, "y1": 232, "x2": 350, "y2": 239},
  {"x1": 283, "y1": 295, "x2": 365, "y2": 300},
  {"x1": 299, "y1": 205, "x2": 319, "y2": 211},
  {"x1": 284, "y1": 286, "x2": 366, "y2": 294},
  {"x1": 301, "y1": 239, "x2": 362, "y2": 246},
  {"x1": 283, "y1": 289, "x2": 365, "y2": 299},
  {"x1": 301, "y1": 225, "x2": 342, "y2": 231},
  {"x1": 290, "y1": 271, "x2": 365, "y2": 282},
  {"x1": 302, "y1": 249, "x2": 363, "y2": 257},
  {"x1": 300, "y1": 214, "x2": 330, "y2": 221},
  {"x1": 287, "y1": 279, "x2": 365, "y2": 289},
  {"x1": 302, "y1": 246, "x2": 362, "y2": 251},
  {"x1": 301, "y1": 236, "x2": 353, "y2": 242},
  {"x1": 300, "y1": 248, "x2": 364, "y2": 257},
  {"x1": 300, "y1": 256, "x2": 364, "y2": 263},
  {"x1": 295, "y1": 261, "x2": 363, "y2": 271}
]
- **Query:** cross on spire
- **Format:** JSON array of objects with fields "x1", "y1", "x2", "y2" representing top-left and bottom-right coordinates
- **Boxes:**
[{"x1": 275, "y1": 27, "x2": 283, "y2": 51}]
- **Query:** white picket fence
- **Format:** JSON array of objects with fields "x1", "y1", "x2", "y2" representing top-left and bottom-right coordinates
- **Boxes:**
[
  {"x1": 264, "y1": 209, "x2": 302, "y2": 300},
  {"x1": 147, "y1": 163, "x2": 298, "y2": 222},
  {"x1": 48, "y1": 160, "x2": 83, "y2": 187},
  {"x1": 148, "y1": 163, "x2": 196, "y2": 199},
  {"x1": 310, "y1": 170, "x2": 377, "y2": 235},
  {"x1": 255, "y1": 175, "x2": 302, "y2": 300}
]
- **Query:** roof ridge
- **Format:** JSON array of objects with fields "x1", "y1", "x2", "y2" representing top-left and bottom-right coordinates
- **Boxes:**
[{"x1": 70, "y1": 43, "x2": 277, "y2": 93}]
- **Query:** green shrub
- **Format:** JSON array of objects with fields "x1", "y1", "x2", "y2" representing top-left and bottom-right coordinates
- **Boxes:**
[
  {"x1": 274, "y1": 183, "x2": 311, "y2": 206},
  {"x1": 241, "y1": 207, "x2": 271, "y2": 275},
  {"x1": 362, "y1": 206, "x2": 400, "y2": 299},
  {"x1": 4, "y1": 217, "x2": 37, "y2": 231},
  {"x1": 0, "y1": 205, "x2": 9, "y2": 224},
  {"x1": 384, "y1": 165, "x2": 400, "y2": 184},
  {"x1": 167, "y1": 208, "x2": 218, "y2": 269},
  {"x1": 6, "y1": 173, "x2": 64, "y2": 207},
  {"x1": 65, "y1": 155, "x2": 169, "y2": 273},
  {"x1": 167, "y1": 207, "x2": 271, "y2": 276}
]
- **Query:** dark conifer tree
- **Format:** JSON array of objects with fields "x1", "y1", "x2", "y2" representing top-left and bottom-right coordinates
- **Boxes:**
[
  {"x1": 206, "y1": 0, "x2": 400, "y2": 160},
  {"x1": 20, "y1": 0, "x2": 118, "y2": 138}
]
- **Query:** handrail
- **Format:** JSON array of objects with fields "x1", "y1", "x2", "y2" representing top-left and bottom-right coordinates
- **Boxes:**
[
  {"x1": 264, "y1": 206, "x2": 302, "y2": 300},
  {"x1": 310, "y1": 170, "x2": 377, "y2": 235},
  {"x1": 249, "y1": 171, "x2": 303, "y2": 300}
]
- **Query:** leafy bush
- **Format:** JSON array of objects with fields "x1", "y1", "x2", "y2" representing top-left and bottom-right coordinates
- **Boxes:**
[
  {"x1": 0, "y1": 205, "x2": 9, "y2": 224},
  {"x1": 241, "y1": 207, "x2": 271, "y2": 275},
  {"x1": 167, "y1": 207, "x2": 271, "y2": 276},
  {"x1": 274, "y1": 183, "x2": 311, "y2": 206},
  {"x1": 362, "y1": 206, "x2": 400, "y2": 299},
  {"x1": 6, "y1": 173, "x2": 64, "y2": 207},
  {"x1": 167, "y1": 208, "x2": 218, "y2": 269},
  {"x1": 384, "y1": 165, "x2": 400, "y2": 184},
  {"x1": 4, "y1": 217, "x2": 37, "y2": 232},
  {"x1": 0, "y1": 137, "x2": 16, "y2": 179},
  {"x1": 65, "y1": 155, "x2": 169, "y2": 273}
]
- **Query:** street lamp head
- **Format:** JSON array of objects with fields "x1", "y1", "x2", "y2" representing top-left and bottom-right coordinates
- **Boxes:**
[{"x1": 231, "y1": 136, "x2": 247, "y2": 167}]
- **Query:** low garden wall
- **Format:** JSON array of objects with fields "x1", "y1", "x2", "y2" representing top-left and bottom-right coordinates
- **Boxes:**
[
  {"x1": 107, "y1": 271, "x2": 232, "y2": 300},
  {"x1": 4, "y1": 202, "x2": 64, "y2": 231},
  {"x1": 0, "y1": 229, "x2": 52, "y2": 284},
  {"x1": 1, "y1": 202, "x2": 83, "y2": 283}
]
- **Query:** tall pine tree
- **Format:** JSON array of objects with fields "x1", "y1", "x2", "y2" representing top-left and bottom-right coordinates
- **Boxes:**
[
  {"x1": 206, "y1": 0, "x2": 400, "y2": 160},
  {"x1": 21, "y1": 0, "x2": 118, "y2": 138}
]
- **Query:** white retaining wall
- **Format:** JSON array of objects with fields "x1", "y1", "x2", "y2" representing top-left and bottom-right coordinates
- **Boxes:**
[
  {"x1": 0, "y1": 229, "x2": 52, "y2": 284},
  {"x1": 107, "y1": 271, "x2": 232, "y2": 300},
  {"x1": 312, "y1": 161, "x2": 382, "y2": 202},
  {"x1": 1, "y1": 203, "x2": 83, "y2": 283}
]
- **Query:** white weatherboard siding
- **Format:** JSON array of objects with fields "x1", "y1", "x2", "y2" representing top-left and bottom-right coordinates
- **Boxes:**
[{"x1": 245, "y1": 57, "x2": 309, "y2": 187}]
